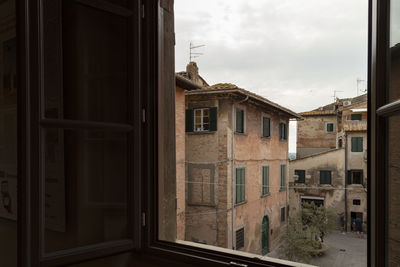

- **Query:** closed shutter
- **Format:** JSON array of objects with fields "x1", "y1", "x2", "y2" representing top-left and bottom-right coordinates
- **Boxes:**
[
  {"x1": 351, "y1": 137, "x2": 363, "y2": 152},
  {"x1": 262, "y1": 166, "x2": 269, "y2": 194},
  {"x1": 185, "y1": 109, "x2": 194, "y2": 132},
  {"x1": 351, "y1": 114, "x2": 362, "y2": 120},
  {"x1": 209, "y1": 107, "x2": 218, "y2": 131},
  {"x1": 236, "y1": 109, "x2": 244, "y2": 133},
  {"x1": 347, "y1": 170, "x2": 352, "y2": 185},
  {"x1": 236, "y1": 168, "x2": 245, "y2": 204},
  {"x1": 280, "y1": 165, "x2": 286, "y2": 189},
  {"x1": 236, "y1": 228, "x2": 244, "y2": 249},
  {"x1": 263, "y1": 117, "x2": 270, "y2": 137}
]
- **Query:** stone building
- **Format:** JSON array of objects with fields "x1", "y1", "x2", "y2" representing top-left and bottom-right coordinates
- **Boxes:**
[
  {"x1": 290, "y1": 94, "x2": 367, "y2": 231},
  {"x1": 177, "y1": 63, "x2": 301, "y2": 255}
]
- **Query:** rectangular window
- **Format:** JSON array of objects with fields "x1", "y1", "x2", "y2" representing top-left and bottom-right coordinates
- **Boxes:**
[
  {"x1": 338, "y1": 138, "x2": 343, "y2": 148},
  {"x1": 351, "y1": 137, "x2": 363, "y2": 152},
  {"x1": 281, "y1": 207, "x2": 285, "y2": 222},
  {"x1": 280, "y1": 164, "x2": 286, "y2": 189},
  {"x1": 262, "y1": 166, "x2": 269, "y2": 195},
  {"x1": 236, "y1": 168, "x2": 246, "y2": 204},
  {"x1": 353, "y1": 199, "x2": 361, "y2": 205},
  {"x1": 351, "y1": 113, "x2": 362, "y2": 120},
  {"x1": 262, "y1": 117, "x2": 270, "y2": 137},
  {"x1": 194, "y1": 108, "x2": 210, "y2": 132},
  {"x1": 294, "y1": 169, "x2": 305, "y2": 183},
  {"x1": 347, "y1": 170, "x2": 363, "y2": 185},
  {"x1": 279, "y1": 123, "x2": 287, "y2": 140},
  {"x1": 236, "y1": 228, "x2": 244, "y2": 249},
  {"x1": 236, "y1": 108, "x2": 244, "y2": 133},
  {"x1": 320, "y1": 170, "x2": 332, "y2": 184},
  {"x1": 326, "y1": 123, "x2": 334, "y2": 132}
]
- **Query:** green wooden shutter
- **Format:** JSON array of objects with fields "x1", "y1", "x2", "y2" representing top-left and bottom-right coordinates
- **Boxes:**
[
  {"x1": 351, "y1": 137, "x2": 356, "y2": 152},
  {"x1": 236, "y1": 109, "x2": 244, "y2": 133},
  {"x1": 347, "y1": 170, "x2": 352, "y2": 185},
  {"x1": 185, "y1": 109, "x2": 194, "y2": 132},
  {"x1": 262, "y1": 166, "x2": 269, "y2": 195},
  {"x1": 263, "y1": 117, "x2": 270, "y2": 137},
  {"x1": 358, "y1": 137, "x2": 363, "y2": 152},
  {"x1": 280, "y1": 165, "x2": 286, "y2": 189},
  {"x1": 236, "y1": 168, "x2": 245, "y2": 204},
  {"x1": 351, "y1": 114, "x2": 362, "y2": 120},
  {"x1": 209, "y1": 107, "x2": 218, "y2": 131}
]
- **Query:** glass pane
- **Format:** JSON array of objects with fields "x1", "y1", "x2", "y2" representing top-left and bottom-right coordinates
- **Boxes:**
[
  {"x1": 0, "y1": 0, "x2": 17, "y2": 265},
  {"x1": 387, "y1": 115, "x2": 400, "y2": 264},
  {"x1": 43, "y1": 129, "x2": 128, "y2": 253},
  {"x1": 43, "y1": 1, "x2": 129, "y2": 123},
  {"x1": 389, "y1": 0, "x2": 400, "y2": 102}
]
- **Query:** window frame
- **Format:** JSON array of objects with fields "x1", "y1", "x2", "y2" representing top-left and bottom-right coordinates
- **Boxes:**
[
  {"x1": 294, "y1": 169, "x2": 306, "y2": 184},
  {"x1": 351, "y1": 136, "x2": 364, "y2": 152},
  {"x1": 261, "y1": 164, "x2": 270, "y2": 196},
  {"x1": 235, "y1": 107, "x2": 245, "y2": 134},
  {"x1": 326, "y1": 122, "x2": 335, "y2": 132},
  {"x1": 351, "y1": 113, "x2": 362, "y2": 120},
  {"x1": 279, "y1": 122, "x2": 287, "y2": 140},
  {"x1": 261, "y1": 115, "x2": 271, "y2": 138},
  {"x1": 17, "y1": 0, "x2": 385, "y2": 265},
  {"x1": 280, "y1": 207, "x2": 285, "y2": 223},
  {"x1": 235, "y1": 167, "x2": 246, "y2": 205},
  {"x1": 319, "y1": 170, "x2": 332, "y2": 185},
  {"x1": 193, "y1": 108, "x2": 210, "y2": 132},
  {"x1": 280, "y1": 164, "x2": 286, "y2": 190}
]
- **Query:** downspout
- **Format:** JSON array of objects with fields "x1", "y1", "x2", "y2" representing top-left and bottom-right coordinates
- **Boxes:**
[
  {"x1": 344, "y1": 133, "x2": 348, "y2": 232},
  {"x1": 231, "y1": 95, "x2": 248, "y2": 249}
]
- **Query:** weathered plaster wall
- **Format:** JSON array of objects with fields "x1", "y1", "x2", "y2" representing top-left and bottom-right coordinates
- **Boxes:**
[
  {"x1": 233, "y1": 102, "x2": 289, "y2": 254},
  {"x1": 297, "y1": 115, "x2": 338, "y2": 159},
  {"x1": 288, "y1": 149, "x2": 345, "y2": 219}
]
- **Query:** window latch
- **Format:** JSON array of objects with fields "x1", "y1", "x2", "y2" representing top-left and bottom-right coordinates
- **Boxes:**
[{"x1": 229, "y1": 262, "x2": 248, "y2": 267}]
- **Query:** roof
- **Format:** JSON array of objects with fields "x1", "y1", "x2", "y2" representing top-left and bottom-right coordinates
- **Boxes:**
[
  {"x1": 175, "y1": 74, "x2": 202, "y2": 90},
  {"x1": 299, "y1": 93, "x2": 367, "y2": 116},
  {"x1": 185, "y1": 83, "x2": 302, "y2": 119},
  {"x1": 176, "y1": 71, "x2": 209, "y2": 87}
]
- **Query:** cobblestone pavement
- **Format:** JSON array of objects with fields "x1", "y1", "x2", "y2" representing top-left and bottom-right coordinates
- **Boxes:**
[
  {"x1": 309, "y1": 231, "x2": 367, "y2": 267},
  {"x1": 268, "y1": 231, "x2": 367, "y2": 267}
]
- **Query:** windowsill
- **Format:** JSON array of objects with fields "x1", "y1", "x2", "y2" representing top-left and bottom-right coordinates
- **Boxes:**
[
  {"x1": 187, "y1": 203, "x2": 216, "y2": 207},
  {"x1": 187, "y1": 131, "x2": 216, "y2": 135},
  {"x1": 234, "y1": 200, "x2": 247, "y2": 207},
  {"x1": 235, "y1": 132, "x2": 247, "y2": 136},
  {"x1": 261, "y1": 136, "x2": 271, "y2": 140},
  {"x1": 279, "y1": 188, "x2": 287, "y2": 191},
  {"x1": 319, "y1": 184, "x2": 333, "y2": 187},
  {"x1": 261, "y1": 193, "x2": 270, "y2": 198},
  {"x1": 279, "y1": 139, "x2": 287, "y2": 142},
  {"x1": 174, "y1": 240, "x2": 317, "y2": 267}
]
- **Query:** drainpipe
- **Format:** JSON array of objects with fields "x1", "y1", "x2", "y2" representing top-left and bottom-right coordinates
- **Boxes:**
[
  {"x1": 231, "y1": 96, "x2": 249, "y2": 249},
  {"x1": 344, "y1": 133, "x2": 348, "y2": 232}
]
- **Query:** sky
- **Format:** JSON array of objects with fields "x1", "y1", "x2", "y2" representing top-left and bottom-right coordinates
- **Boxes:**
[{"x1": 175, "y1": 0, "x2": 369, "y2": 152}]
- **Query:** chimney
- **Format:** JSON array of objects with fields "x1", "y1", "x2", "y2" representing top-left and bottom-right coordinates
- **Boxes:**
[{"x1": 186, "y1": 62, "x2": 201, "y2": 85}]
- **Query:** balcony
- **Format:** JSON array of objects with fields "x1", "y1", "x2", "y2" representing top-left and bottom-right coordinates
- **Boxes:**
[{"x1": 343, "y1": 120, "x2": 367, "y2": 131}]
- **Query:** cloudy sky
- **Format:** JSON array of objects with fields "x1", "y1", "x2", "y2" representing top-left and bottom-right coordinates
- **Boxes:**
[{"x1": 175, "y1": 0, "x2": 369, "y2": 152}]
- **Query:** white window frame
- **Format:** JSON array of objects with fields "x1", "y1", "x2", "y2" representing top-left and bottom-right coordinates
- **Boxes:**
[
  {"x1": 193, "y1": 108, "x2": 210, "y2": 132},
  {"x1": 325, "y1": 122, "x2": 335, "y2": 132}
]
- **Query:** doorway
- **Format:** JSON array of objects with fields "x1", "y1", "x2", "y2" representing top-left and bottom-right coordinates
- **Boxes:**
[{"x1": 261, "y1": 216, "x2": 269, "y2": 255}]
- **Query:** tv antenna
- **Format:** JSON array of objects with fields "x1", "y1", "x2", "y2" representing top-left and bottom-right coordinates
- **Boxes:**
[
  {"x1": 333, "y1": 90, "x2": 343, "y2": 102},
  {"x1": 357, "y1": 78, "x2": 365, "y2": 96},
  {"x1": 189, "y1": 41, "x2": 205, "y2": 62}
]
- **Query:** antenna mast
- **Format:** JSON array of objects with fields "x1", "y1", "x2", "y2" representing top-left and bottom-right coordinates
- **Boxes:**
[
  {"x1": 333, "y1": 90, "x2": 343, "y2": 102},
  {"x1": 189, "y1": 41, "x2": 205, "y2": 62}
]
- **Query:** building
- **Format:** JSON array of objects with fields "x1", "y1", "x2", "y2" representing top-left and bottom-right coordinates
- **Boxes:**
[
  {"x1": 290, "y1": 95, "x2": 367, "y2": 231},
  {"x1": 178, "y1": 63, "x2": 301, "y2": 255}
]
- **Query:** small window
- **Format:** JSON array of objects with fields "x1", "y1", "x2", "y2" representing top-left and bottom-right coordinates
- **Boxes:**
[
  {"x1": 294, "y1": 169, "x2": 305, "y2": 183},
  {"x1": 279, "y1": 123, "x2": 287, "y2": 140},
  {"x1": 351, "y1": 137, "x2": 363, "y2": 152},
  {"x1": 338, "y1": 138, "x2": 343, "y2": 148},
  {"x1": 236, "y1": 108, "x2": 244, "y2": 133},
  {"x1": 347, "y1": 170, "x2": 363, "y2": 185},
  {"x1": 320, "y1": 170, "x2": 332, "y2": 184},
  {"x1": 262, "y1": 166, "x2": 269, "y2": 195},
  {"x1": 186, "y1": 107, "x2": 217, "y2": 132},
  {"x1": 235, "y1": 167, "x2": 246, "y2": 204},
  {"x1": 281, "y1": 207, "x2": 285, "y2": 222},
  {"x1": 326, "y1": 123, "x2": 334, "y2": 132},
  {"x1": 236, "y1": 228, "x2": 244, "y2": 249},
  {"x1": 351, "y1": 113, "x2": 362, "y2": 120},
  {"x1": 262, "y1": 117, "x2": 270, "y2": 138},
  {"x1": 353, "y1": 199, "x2": 361, "y2": 205},
  {"x1": 280, "y1": 164, "x2": 286, "y2": 189},
  {"x1": 194, "y1": 108, "x2": 209, "y2": 132}
]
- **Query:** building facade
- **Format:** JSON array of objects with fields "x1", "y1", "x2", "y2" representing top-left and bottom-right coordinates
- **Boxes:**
[
  {"x1": 177, "y1": 65, "x2": 300, "y2": 255},
  {"x1": 290, "y1": 95, "x2": 367, "y2": 231}
]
